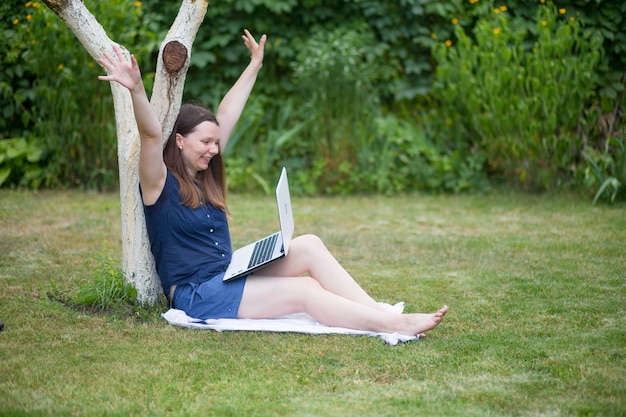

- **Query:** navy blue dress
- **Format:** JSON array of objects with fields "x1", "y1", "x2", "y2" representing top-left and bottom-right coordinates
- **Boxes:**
[{"x1": 143, "y1": 170, "x2": 247, "y2": 319}]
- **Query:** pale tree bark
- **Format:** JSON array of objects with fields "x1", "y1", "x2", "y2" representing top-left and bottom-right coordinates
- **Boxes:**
[{"x1": 42, "y1": 0, "x2": 209, "y2": 304}]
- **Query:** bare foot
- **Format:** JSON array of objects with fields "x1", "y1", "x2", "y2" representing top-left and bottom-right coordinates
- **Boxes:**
[{"x1": 398, "y1": 305, "x2": 448, "y2": 336}]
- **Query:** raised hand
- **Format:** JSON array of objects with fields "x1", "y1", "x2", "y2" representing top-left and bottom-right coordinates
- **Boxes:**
[
  {"x1": 98, "y1": 44, "x2": 142, "y2": 91},
  {"x1": 242, "y1": 29, "x2": 267, "y2": 66}
]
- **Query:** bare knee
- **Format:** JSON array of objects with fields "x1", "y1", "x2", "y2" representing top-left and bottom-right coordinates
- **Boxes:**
[{"x1": 290, "y1": 234, "x2": 326, "y2": 256}]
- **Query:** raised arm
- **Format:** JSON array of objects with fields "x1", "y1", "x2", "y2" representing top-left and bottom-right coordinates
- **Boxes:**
[
  {"x1": 216, "y1": 29, "x2": 267, "y2": 152},
  {"x1": 98, "y1": 45, "x2": 166, "y2": 205}
]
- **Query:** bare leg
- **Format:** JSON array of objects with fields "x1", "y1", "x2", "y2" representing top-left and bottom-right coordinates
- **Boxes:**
[
  {"x1": 256, "y1": 234, "x2": 386, "y2": 311},
  {"x1": 238, "y1": 275, "x2": 448, "y2": 336}
]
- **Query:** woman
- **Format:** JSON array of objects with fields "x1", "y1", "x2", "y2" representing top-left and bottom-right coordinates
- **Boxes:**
[{"x1": 99, "y1": 30, "x2": 447, "y2": 337}]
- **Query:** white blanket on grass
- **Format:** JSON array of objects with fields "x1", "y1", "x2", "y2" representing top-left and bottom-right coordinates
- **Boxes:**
[{"x1": 161, "y1": 302, "x2": 418, "y2": 345}]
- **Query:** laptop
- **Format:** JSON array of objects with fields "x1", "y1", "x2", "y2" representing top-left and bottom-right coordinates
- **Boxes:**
[{"x1": 223, "y1": 167, "x2": 294, "y2": 281}]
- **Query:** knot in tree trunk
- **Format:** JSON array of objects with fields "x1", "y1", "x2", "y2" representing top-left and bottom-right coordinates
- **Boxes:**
[{"x1": 163, "y1": 41, "x2": 188, "y2": 75}]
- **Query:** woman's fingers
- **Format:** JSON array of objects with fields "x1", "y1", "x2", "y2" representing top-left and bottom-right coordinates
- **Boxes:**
[{"x1": 113, "y1": 44, "x2": 125, "y2": 62}]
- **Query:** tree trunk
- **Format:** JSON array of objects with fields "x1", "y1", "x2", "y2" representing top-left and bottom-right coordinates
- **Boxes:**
[{"x1": 42, "y1": 0, "x2": 209, "y2": 304}]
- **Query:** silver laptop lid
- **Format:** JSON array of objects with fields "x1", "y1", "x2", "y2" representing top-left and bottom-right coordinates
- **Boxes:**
[{"x1": 276, "y1": 167, "x2": 294, "y2": 255}]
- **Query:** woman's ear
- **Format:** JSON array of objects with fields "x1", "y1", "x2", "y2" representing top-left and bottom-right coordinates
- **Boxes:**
[{"x1": 175, "y1": 133, "x2": 183, "y2": 150}]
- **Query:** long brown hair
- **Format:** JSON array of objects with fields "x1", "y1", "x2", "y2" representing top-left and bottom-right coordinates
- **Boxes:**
[{"x1": 163, "y1": 104, "x2": 228, "y2": 212}]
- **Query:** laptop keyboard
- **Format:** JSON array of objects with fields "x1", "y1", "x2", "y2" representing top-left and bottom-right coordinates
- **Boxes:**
[{"x1": 248, "y1": 233, "x2": 279, "y2": 268}]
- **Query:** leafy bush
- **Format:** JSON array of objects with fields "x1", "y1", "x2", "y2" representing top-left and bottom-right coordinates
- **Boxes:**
[
  {"x1": 432, "y1": 2, "x2": 602, "y2": 190},
  {"x1": 224, "y1": 95, "x2": 313, "y2": 194},
  {"x1": 224, "y1": 24, "x2": 490, "y2": 195},
  {"x1": 2, "y1": 0, "x2": 159, "y2": 190},
  {"x1": 0, "y1": 137, "x2": 50, "y2": 188},
  {"x1": 3, "y1": 0, "x2": 623, "y2": 197},
  {"x1": 561, "y1": 0, "x2": 626, "y2": 102},
  {"x1": 290, "y1": 24, "x2": 380, "y2": 193},
  {"x1": 584, "y1": 136, "x2": 626, "y2": 204},
  {"x1": 178, "y1": 0, "x2": 463, "y2": 106},
  {"x1": 358, "y1": 114, "x2": 490, "y2": 194}
]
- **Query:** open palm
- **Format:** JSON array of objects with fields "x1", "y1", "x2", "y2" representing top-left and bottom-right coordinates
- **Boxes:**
[{"x1": 98, "y1": 44, "x2": 142, "y2": 91}]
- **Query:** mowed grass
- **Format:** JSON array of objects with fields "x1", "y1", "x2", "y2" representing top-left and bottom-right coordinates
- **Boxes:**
[{"x1": 0, "y1": 188, "x2": 624, "y2": 416}]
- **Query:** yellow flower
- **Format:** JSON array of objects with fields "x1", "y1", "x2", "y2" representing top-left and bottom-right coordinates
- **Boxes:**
[
  {"x1": 493, "y1": 8, "x2": 500, "y2": 14},
  {"x1": 451, "y1": 18, "x2": 459, "y2": 25},
  {"x1": 569, "y1": 17, "x2": 575, "y2": 22},
  {"x1": 445, "y1": 40, "x2": 452, "y2": 47},
  {"x1": 134, "y1": 1, "x2": 142, "y2": 6},
  {"x1": 541, "y1": 20, "x2": 547, "y2": 26},
  {"x1": 469, "y1": 0, "x2": 478, "y2": 4},
  {"x1": 431, "y1": 33, "x2": 437, "y2": 39},
  {"x1": 493, "y1": 28, "x2": 501, "y2": 35},
  {"x1": 559, "y1": 8, "x2": 566, "y2": 14},
  {"x1": 58, "y1": 64, "x2": 64, "y2": 70},
  {"x1": 539, "y1": 0, "x2": 545, "y2": 3},
  {"x1": 26, "y1": 1, "x2": 32, "y2": 6},
  {"x1": 500, "y1": 6, "x2": 507, "y2": 11},
  {"x1": 26, "y1": 14, "x2": 32, "y2": 22},
  {"x1": 13, "y1": 18, "x2": 19, "y2": 25},
  {"x1": 32, "y1": 2, "x2": 40, "y2": 8}
]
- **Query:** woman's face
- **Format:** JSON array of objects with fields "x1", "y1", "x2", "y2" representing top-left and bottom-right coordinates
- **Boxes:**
[{"x1": 176, "y1": 121, "x2": 220, "y2": 176}]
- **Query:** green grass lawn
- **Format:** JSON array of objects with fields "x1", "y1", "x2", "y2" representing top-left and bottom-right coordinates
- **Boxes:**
[{"x1": 0, "y1": 188, "x2": 624, "y2": 416}]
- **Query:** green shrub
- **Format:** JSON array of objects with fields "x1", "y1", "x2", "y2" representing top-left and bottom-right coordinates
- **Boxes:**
[
  {"x1": 2, "y1": 0, "x2": 159, "y2": 190},
  {"x1": 355, "y1": 114, "x2": 489, "y2": 194},
  {"x1": 224, "y1": 95, "x2": 313, "y2": 194},
  {"x1": 225, "y1": 25, "x2": 490, "y2": 195},
  {"x1": 0, "y1": 137, "x2": 50, "y2": 188},
  {"x1": 432, "y1": 1, "x2": 602, "y2": 190},
  {"x1": 4, "y1": 0, "x2": 621, "y2": 196},
  {"x1": 584, "y1": 136, "x2": 626, "y2": 204},
  {"x1": 291, "y1": 24, "x2": 380, "y2": 193}
]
